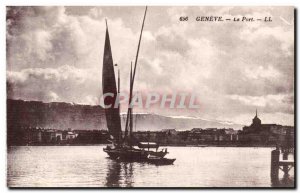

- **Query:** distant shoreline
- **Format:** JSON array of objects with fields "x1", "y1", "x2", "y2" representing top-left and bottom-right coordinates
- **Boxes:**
[{"x1": 8, "y1": 144, "x2": 277, "y2": 148}]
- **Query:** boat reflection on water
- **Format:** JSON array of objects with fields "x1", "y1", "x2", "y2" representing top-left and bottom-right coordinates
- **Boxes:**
[{"x1": 105, "y1": 158, "x2": 134, "y2": 187}]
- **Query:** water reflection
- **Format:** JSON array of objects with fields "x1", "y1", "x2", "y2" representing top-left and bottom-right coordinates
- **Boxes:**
[
  {"x1": 8, "y1": 146, "x2": 293, "y2": 187},
  {"x1": 105, "y1": 159, "x2": 134, "y2": 187},
  {"x1": 271, "y1": 176, "x2": 295, "y2": 187}
]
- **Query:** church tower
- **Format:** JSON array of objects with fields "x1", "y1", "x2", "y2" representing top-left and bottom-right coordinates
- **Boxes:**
[{"x1": 251, "y1": 109, "x2": 261, "y2": 130}]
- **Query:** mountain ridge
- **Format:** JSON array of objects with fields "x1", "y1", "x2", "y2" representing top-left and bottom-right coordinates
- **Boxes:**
[{"x1": 7, "y1": 99, "x2": 244, "y2": 131}]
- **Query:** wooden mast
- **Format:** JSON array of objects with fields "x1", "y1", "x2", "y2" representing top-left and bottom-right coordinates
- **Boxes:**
[
  {"x1": 124, "y1": 6, "x2": 147, "y2": 147},
  {"x1": 129, "y1": 62, "x2": 133, "y2": 142},
  {"x1": 131, "y1": 6, "x2": 147, "y2": 92},
  {"x1": 118, "y1": 68, "x2": 120, "y2": 94},
  {"x1": 124, "y1": 62, "x2": 132, "y2": 141}
]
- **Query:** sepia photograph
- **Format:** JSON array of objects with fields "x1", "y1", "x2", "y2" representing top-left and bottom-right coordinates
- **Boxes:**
[{"x1": 6, "y1": 6, "x2": 295, "y2": 188}]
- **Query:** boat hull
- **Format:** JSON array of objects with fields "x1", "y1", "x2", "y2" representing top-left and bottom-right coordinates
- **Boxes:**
[
  {"x1": 147, "y1": 157, "x2": 176, "y2": 165},
  {"x1": 104, "y1": 148, "x2": 148, "y2": 161},
  {"x1": 148, "y1": 151, "x2": 168, "y2": 158},
  {"x1": 103, "y1": 147, "x2": 168, "y2": 162}
]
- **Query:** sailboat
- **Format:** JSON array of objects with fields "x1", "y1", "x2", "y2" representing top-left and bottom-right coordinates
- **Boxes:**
[{"x1": 102, "y1": 7, "x2": 175, "y2": 164}]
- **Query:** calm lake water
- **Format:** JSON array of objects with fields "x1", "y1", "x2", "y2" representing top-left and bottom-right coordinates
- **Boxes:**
[{"x1": 7, "y1": 146, "x2": 294, "y2": 187}]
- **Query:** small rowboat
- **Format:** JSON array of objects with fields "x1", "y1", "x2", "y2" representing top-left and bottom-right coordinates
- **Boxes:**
[{"x1": 147, "y1": 155, "x2": 176, "y2": 165}]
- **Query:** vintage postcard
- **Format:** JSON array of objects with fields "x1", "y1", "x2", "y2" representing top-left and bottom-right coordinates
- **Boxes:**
[{"x1": 6, "y1": 6, "x2": 295, "y2": 188}]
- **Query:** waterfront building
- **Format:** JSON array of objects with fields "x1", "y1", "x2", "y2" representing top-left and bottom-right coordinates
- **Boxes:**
[
  {"x1": 242, "y1": 110, "x2": 293, "y2": 135},
  {"x1": 161, "y1": 129, "x2": 177, "y2": 135},
  {"x1": 241, "y1": 110, "x2": 294, "y2": 145}
]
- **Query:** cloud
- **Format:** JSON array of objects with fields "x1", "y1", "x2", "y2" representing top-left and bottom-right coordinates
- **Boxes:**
[
  {"x1": 6, "y1": 6, "x2": 295, "y2": 126},
  {"x1": 7, "y1": 65, "x2": 101, "y2": 104},
  {"x1": 48, "y1": 91, "x2": 59, "y2": 102},
  {"x1": 88, "y1": 7, "x2": 103, "y2": 19},
  {"x1": 244, "y1": 65, "x2": 281, "y2": 79},
  {"x1": 228, "y1": 94, "x2": 293, "y2": 113}
]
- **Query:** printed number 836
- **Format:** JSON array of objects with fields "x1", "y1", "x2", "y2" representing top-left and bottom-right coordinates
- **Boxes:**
[{"x1": 179, "y1": 17, "x2": 188, "y2": 21}]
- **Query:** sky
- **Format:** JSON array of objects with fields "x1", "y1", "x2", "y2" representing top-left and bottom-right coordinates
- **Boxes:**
[{"x1": 6, "y1": 6, "x2": 294, "y2": 126}]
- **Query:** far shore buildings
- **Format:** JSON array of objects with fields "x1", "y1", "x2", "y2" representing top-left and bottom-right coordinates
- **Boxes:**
[
  {"x1": 240, "y1": 110, "x2": 294, "y2": 145},
  {"x1": 242, "y1": 110, "x2": 292, "y2": 135},
  {"x1": 24, "y1": 127, "x2": 79, "y2": 144},
  {"x1": 8, "y1": 126, "x2": 111, "y2": 145},
  {"x1": 131, "y1": 110, "x2": 293, "y2": 146},
  {"x1": 8, "y1": 110, "x2": 294, "y2": 146}
]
